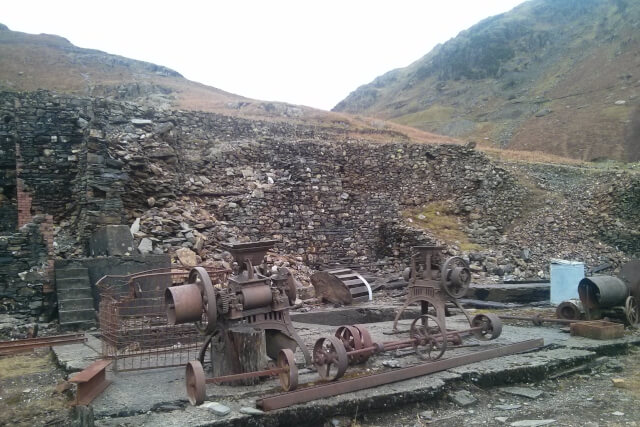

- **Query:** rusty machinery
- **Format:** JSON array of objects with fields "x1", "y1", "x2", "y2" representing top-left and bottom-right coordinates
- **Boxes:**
[
  {"x1": 392, "y1": 245, "x2": 477, "y2": 333},
  {"x1": 312, "y1": 313, "x2": 502, "y2": 381},
  {"x1": 165, "y1": 241, "x2": 312, "y2": 394},
  {"x1": 185, "y1": 348, "x2": 298, "y2": 405},
  {"x1": 184, "y1": 314, "x2": 503, "y2": 404},
  {"x1": 578, "y1": 260, "x2": 640, "y2": 327}
]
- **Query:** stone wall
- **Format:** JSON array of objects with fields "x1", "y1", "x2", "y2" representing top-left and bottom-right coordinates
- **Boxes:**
[
  {"x1": 86, "y1": 100, "x2": 524, "y2": 264},
  {"x1": 0, "y1": 127, "x2": 17, "y2": 232},
  {"x1": 0, "y1": 89, "x2": 637, "y2": 302},
  {"x1": 0, "y1": 215, "x2": 54, "y2": 318}
]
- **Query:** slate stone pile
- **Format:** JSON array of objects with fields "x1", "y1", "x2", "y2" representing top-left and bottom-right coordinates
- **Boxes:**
[{"x1": 0, "y1": 89, "x2": 637, "y2": 303}]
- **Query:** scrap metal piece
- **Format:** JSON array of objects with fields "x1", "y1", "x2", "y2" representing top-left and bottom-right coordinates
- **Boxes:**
[
  {"x1": 313, "y1": 336, "x2": 348, "y2": 381},
  {"x1": 166, "y1": 240, "x2": 312, "y2": 368},
  {"x1": 186, "y1": 360, "x2": 207, "y2": 405},
  {"x1": 277, "y1": 348, "x2": 298, "y2": 392},
  {"x1": 310, "y1": 269, "x2": 372, "y2": 305},
  {"x1": 392, "y1": 246, "x2": 473, "y2": 333},
  {"x1": 410, "y1": 314, "x2": 447, "y2": 360},
  {"x1": 0, "y1": 333, "x2": 86, "y2": 356},
  {"x1": 352, "y1": 324, "x2": 374, "y2": 363},
  {"x1": 335, "y1": 325, "x2": 363, "y2": 363},
  {"x1": 185, "y1": 348, "x2": 299, "y2": 405},
  {"x1": 499, "y1": 314, "x2": 576, "y2": 325},
  {"x1": 578, "y1": 276, "x2": 629, "y2": 309},
  {"x1": 69, "y1": 359, "x2": 113, "y2": 406},
  {"x1": 570, "y1": 320, "x2": 624, "y2": 340},
  {"x1": 441, "y1": 256, "x2": 471, "y2": 299},
  {"x1": 471, "y1": 313, "x2": 503, "y2": 340},
  {"x1": 625, "y1": 296, "x2": 639, "y2": 327},
  {"x1": 256, "y1": 339, "x2": 545, "y2": 411},
  {"x1": 98, "y1": 267, "x2": 228, "y2": 372},
  {"x1": 556, "y1": 299, "x2": 583, "y2": 320}
]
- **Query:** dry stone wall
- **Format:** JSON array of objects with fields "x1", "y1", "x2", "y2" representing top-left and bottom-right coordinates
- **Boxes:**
[
  {"x1": 0, "y1": 216, "x2": 54, "y2": 318},
  {"x1": 0, "y1": 90, "x2": 637, "y2": 295},
  {"x1": 86, "y1": 97, "x2": 524, "y2": 265}
]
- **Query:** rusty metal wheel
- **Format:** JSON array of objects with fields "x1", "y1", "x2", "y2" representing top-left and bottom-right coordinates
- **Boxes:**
[
  {"x1": 625, "y1": 296, "x2": 639, "y2": 327},
  {"x1": 353, "y1": 324, "x2": 374, "y2": 363},
  {"x1": 186, "y1": 360, "x2": 206, "y2": 405},
  {"x1": 335, "y1": 325, "x2": 362, "y2": 364},
  {"x1": 471, "y1": 313, "x2": 503, "y2": 340},
  {"x1": 313, "y1": 336, "x2": 348, "y2": 381},
  {"x1": 277, "y1": 348, "x2": 298, "y2": 391},
  {"x1": 441, "y1": 256, "x2": 471, "y2": 299},
  {"x1": 189, "y1": 267, "x2": 217, "y2": 334},
  {"x1": 410, "y1": 314, "x2": 447, "y2": 360}
]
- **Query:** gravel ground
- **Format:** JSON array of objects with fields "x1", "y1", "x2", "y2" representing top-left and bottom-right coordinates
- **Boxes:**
[{"x1": 346, "y1": 346, "x2": 640, "y2": 427}]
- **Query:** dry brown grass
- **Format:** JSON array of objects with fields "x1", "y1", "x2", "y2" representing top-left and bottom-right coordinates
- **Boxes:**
[
  {"x1": 479, "y1": 145, "x2": 587, "y2": 166},
  {"x1": 403, "y1": 201, "x2": 481, "y2": 251}
]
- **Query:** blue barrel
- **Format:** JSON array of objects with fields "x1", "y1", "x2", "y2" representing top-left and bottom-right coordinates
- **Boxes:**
[{"x1": 550, "y1": 261, "x2": 584, "y2": 305}]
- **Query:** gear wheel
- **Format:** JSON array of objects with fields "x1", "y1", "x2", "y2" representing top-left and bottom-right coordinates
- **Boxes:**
[{"x1": 219, "y1": 290, "x2": 231, "y2": 315}]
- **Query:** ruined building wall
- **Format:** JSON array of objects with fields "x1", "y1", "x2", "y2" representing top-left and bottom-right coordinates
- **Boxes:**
[
  {"x1": 90, "y1": 100, "x2": 524, "y2": 263},
  {"x1": 0, "y1": 89, "x2": 637, "y2": 320}
]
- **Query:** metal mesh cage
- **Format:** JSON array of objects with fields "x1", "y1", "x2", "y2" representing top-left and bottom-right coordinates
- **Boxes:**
[{"x1": 97, "y1": 267, "x2": 229, "y2": 371}]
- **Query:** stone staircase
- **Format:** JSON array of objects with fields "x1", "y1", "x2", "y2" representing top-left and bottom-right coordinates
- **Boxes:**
[{"x1": 55, "y1": 266, "x2": 96, "y2": 330}]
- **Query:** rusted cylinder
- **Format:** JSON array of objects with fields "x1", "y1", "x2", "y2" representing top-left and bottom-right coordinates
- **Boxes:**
[
  {"x1": 165, "y1": 284, "x2": 203, "y2": 325},
  {"x1": 556, "y1": 299, "x2": 583, "y2": 320},
  {"x1": 240, "y1": 285, "x2": 272, "y2": 310},
  {"x1": 578, "y1": 276, "x2": 629, "y2": 309}
]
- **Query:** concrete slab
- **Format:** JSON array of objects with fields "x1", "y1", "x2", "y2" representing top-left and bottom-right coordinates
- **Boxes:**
[
  {"x1": 64, "y1": 307, "x2": 639, "y2": 427},
  {"x1": 53, "y1": 333, "x2": 102, "y2": 372}
]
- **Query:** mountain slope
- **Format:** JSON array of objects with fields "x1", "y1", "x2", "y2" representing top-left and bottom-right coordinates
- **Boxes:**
[
  {"x1": 333, "y1": 0, "x2": 640, "y2": 162},
  {"x1": 0, "y1": 23, "x2": 457, "y2": 145}
]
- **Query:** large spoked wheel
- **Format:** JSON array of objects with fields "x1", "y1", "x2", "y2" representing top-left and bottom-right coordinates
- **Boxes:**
[
  {"x1": 313, "y1": 336, "x2": 348, "y2": 381},
  {"x1": 353, "y1": 324, "x2": 374, "y2": 363},
  {"x1": 471, "y1": 313, "x2": 503, "y2": 340},
  {"x1": 189, "y1": 267, "x2": 217, "y2": 335},
  {"x1": 410, "y1": 314, "x2": 447, "y2": 361},
  {"x1": 335, "y1": 325, "x2": 363, "y2": 364},
  {"x1": 186, "y1": 360, "x2": 206, "y2": 406},
  {"x1": 441, "y1": 256, "x2": 471, "y2": 299},
  {"x1": 625, "y1": 296, "x2": 640, "y2": 328},
  {"x1": 277, "y1": 348, "x2": 298, "y2": 391}
]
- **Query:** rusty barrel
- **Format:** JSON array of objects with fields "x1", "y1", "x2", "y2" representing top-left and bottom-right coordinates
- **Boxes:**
[{"x1": 578, "y1": 276, "x2": 629, "y2": 309}]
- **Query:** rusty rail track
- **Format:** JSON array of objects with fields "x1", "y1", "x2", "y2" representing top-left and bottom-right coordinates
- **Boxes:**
[
  {"x1": 257, "y1": 338, "x2": 544, "y2": 411},
  {"x1": 0, "y1": 333, "x2": 87, "y2": 356}
]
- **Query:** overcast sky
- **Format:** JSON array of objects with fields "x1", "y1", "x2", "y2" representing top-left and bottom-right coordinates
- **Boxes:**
[{"x1": 4, "y1": 0, "x2": 526, "y2": 110}]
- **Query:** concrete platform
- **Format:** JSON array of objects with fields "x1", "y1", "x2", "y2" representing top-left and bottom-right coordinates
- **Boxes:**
[{"x1": 52, "y1": 306, "x2": 640, "y2": 427}]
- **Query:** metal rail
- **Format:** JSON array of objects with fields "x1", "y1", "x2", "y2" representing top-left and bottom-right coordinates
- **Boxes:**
[
  {"x1": 257, "y1": 338, "x2": 544, "y2": 411},
  {"x1": 0, "y1": 333, "x2": 86, "y2": 355},
  {"x1": 499, "y1": 314, "x2": 576, "y2": 325}
]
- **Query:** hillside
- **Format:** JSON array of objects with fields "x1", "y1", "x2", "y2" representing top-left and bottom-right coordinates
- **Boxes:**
[
  {"x1": 0, "y1": 23, "x2": 455, "y2": 145},
  {"x1": 333, "y1": 0, "x2": 640, "y2": 162}
]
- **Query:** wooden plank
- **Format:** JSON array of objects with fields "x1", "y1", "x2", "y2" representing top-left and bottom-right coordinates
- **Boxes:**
[
  {"x1": 343, "y1": 278, "x2": 364, "y2": 286},
  {"x1": 348, "y1": 285, "x2": 369, "y2": 296}
]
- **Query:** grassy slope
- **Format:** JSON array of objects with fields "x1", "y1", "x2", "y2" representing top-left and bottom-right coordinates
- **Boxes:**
[{"x1": 333, "y1": 0, "x2": 640, "y2": 162}]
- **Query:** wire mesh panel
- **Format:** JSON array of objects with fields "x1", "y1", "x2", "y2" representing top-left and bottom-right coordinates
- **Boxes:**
[{"x1": 97, "y1": 268, "x2": 229, "y2": 371}]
